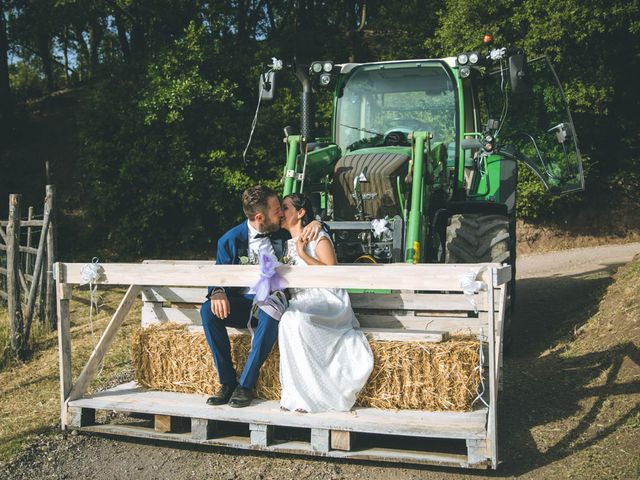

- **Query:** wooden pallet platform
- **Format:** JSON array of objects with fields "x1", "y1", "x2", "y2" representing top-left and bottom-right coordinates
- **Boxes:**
[{"x1": 68, "y1": 382, "x2": 490, "y2": 468}]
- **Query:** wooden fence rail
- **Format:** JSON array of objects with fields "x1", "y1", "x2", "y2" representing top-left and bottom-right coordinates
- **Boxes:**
[{"x1": 0, "y1": 186, "x2": 57, "y2": 358}]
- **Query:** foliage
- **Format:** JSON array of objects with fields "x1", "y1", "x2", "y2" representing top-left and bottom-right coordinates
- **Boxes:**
[{"x1": 2, "y1": 0, "x2": 639, "y2": 252}]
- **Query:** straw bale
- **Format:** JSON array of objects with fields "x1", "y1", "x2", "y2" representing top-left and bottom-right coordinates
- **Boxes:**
[{"x1": 132, "y1": 323, "x2": 481, "y2": 411}]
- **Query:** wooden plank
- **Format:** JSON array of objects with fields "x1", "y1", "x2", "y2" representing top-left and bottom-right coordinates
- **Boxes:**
[
  {"x1": 141, "y1": 303, "x2": 200, "y2": 327},
  {"x1": 141, "y1": 288, "x2": 496, "y2": 313},
  {"x1": 142, "y1": 260, "x2": 215, "y2": 265},
  {"x1": 67, "y1": 406, "x2": 95, "y2": 428},
  {"x1": 69, "y1": 383, "x2": 488, "y2": 439},
  {"x1": 23, "y1": 198, "x2": 52, "y2": 342},
  {"x1": 142, "y1": 286, "x2": 207, "y2": 304},
  {"x1": 67, "y1": 285, "x2": 142, "y2": 402},
  {"x1": 331, "y1": 430, "x2": 352, "y2": 451},
  {"x1": 311, "y1": 428, "x2": 330, "y2": 452},
  {"x1": 78, "y1": 423, "x2": 479, "y2": 468},
  {"x1": 200, "y1": 324, "x2": 449, "y2": 344},
  {"x1": 0, "y1": 219, "x2": 44, "y2": 227},
  {"x1": 57, "y1": 283, "x2": 72, "y2": 429},
  {"x1": 351, "y1": 292, "x2": 493, "y2": 311},
  {"x1": 493, "y1": 265, "x2": 512, "y2": 286},
  {"x1": 7, "y1": 194, "x2": 23, "y2": 355},
  {"x1": 181, "y1": 323, "x2": 445, "y2": 342},
  {"x1": 25, "y1": 206, "x2": 34, "y2": 273},
  {"x1": 356, "y1": 313, "x2": 486, "y2": 332},
  {"x1": 250, "y1": 423, "x2": 273, "y2": 447},
  {"x1": 45, "y1": 185, "x2": 57, "y2": 330},
  {"x1": 154, "y1": 414, "x2": 188, "y2": 433},
  {"x1": 0, "y1": 290, "x2": 7, "y2": 300},
  {"x1": 146, "y1": 305, "x2": 485, "y2": 334},
  {"x1": 191, "y1": 418, "x2": 215, "y2": 441},
  {"x1": 58, "y1": 262, "x2": 505, "y2": 292},
  {"x1": 363, "y1": 328, "x2": 447, "y2": 342},
  {"x1": 486, "y1": 269, "x2": 498, "y2": 469},
  {"x1": 18, "y1": 246, "x2": 38, "y2": 255},
  {"x1": 466, "y1": 439, "x2": 489, "y2": 465}
]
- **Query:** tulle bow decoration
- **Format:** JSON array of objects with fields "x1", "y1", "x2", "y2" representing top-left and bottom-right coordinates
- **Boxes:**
[{"x1": 249, "y1": 252, "x2": 287, "y2": 302}]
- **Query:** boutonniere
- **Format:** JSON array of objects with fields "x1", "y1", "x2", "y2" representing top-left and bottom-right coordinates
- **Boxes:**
[
  {"x1": 280, "y1": 255, "x2": 291, "y2": 265},
  {"x1": 239, "y1": 256, "x2": 250, "y2": 265}
]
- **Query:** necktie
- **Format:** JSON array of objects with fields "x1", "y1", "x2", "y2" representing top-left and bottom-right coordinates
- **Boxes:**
[{"x1": 254, "y1": 232, "x2": 271, "y2": 239}]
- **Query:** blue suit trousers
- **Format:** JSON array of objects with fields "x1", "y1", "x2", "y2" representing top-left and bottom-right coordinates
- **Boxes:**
[{"x1": 200, "y1": 294, "x2": 279, "y2": 389}]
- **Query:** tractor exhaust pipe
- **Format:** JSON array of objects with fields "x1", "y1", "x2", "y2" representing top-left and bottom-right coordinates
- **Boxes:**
[{"x1": 295, "y1": 62, "x2": 315, "y2": 143}]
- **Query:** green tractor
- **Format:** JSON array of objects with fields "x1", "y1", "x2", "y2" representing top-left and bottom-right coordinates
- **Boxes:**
[{"x1": 258, "y1": 43, "x2": 584, "y2": 337}]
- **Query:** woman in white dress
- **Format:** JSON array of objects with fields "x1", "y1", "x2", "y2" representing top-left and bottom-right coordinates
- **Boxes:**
[{"x1": 278, "y1": 194, "x2": 374, "y2": 413}]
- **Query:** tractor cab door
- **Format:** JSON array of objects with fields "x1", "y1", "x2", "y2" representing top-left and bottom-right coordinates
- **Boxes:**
[{"x1": 483, "y1": 56, "x2": 585, "y2": 194}]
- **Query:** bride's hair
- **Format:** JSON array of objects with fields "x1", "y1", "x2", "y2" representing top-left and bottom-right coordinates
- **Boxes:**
[{"x1": 283, "y1": 194, "x2": 315, "y2": 227}]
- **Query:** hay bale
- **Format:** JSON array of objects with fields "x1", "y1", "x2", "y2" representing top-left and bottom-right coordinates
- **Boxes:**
[{"x1": 132, "y1": 323, "x2": 481, "y2": 411}]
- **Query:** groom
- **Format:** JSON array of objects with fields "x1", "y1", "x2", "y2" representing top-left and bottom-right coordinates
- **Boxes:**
[{"x1": 201, "y1": 184, "x2": 320, "y2": 408}]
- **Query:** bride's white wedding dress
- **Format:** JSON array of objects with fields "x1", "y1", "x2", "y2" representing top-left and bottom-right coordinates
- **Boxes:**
[{"x1": 278, "y1": 231, "x2": 374, "y2": 412}]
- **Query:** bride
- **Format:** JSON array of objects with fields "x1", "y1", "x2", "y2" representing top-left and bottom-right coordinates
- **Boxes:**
[{"x1": 278, "y1": 193, "x2": 374, "y2": 413}]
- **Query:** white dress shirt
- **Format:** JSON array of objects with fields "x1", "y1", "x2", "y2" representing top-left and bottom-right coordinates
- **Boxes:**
[{"x1": 247, "y1": 220, "x2": 276, "y2": 264}]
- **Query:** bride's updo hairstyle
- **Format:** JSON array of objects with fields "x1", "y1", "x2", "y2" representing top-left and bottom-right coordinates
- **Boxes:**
[{"x1": 284, "y1": 194, "x2": 315, "y2": 227}]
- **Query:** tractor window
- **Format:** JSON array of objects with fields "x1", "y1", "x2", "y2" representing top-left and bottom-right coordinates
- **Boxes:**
[
  {"x1": 480, "y1": 57, "x2": 585, "y2": 194},
  {"x1": 336, "y1": 63, "x2": 456, "y2": 153}
]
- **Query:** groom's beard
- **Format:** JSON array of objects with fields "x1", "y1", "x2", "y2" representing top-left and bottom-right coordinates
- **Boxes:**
[{"x1": 262, "y1": 218, "x2": 281, "y2": 233}]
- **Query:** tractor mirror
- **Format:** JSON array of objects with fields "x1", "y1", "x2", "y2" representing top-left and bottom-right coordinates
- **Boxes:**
[
  {"x1": 260, "y1": 71, "x2": 276, "y2": 101},
  {"x1": 508, "y1": 54, "x2": 527, "y2": 94}
]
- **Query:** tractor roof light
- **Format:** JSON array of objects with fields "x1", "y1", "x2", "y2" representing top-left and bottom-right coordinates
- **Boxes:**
[
  {"x1": 319, "y1": 73, "x2": 332, "y2": 86},
  {"x1": 310, "y1": 62, "x2": 323, "y2": 74},
  {"x1": 469, "y1": 52, "x2": 480, "y2": 65},
  {"x1": 456, "y1": 53, "x2": 469, "y2": 66},
  {"x1": 322, "y1": 61, "x2": 334, "y2": 73},
  {"x1": 459, "y1": 66, "x2": 471, "y2": 78}
]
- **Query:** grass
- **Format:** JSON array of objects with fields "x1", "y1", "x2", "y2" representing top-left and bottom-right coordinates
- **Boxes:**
[{"x1": 0, "y1": 287, "x2": 141, "y2": 463}]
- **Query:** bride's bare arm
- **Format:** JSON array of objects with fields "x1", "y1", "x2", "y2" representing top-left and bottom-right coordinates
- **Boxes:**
[{"x1": 295, "y1": 237, "x2": 337, "y2": 265}]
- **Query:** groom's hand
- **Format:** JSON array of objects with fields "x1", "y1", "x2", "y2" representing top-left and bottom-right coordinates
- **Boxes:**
[
  {"x1": 300, "y1": 220, "x2": 322, "y2": 242},
  {"x1": 210, "y1": 291, "x2": 230, "y2": 319}
]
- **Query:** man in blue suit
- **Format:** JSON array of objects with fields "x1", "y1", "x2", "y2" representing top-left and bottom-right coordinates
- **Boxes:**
[{"x1": 201, "y1": 185, "x2": 320, "y2": 408}]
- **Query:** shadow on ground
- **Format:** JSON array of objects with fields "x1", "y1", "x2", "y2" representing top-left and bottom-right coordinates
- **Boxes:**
[{"x1": 492, "y1": 261, "x2": 640, "y2": 476}]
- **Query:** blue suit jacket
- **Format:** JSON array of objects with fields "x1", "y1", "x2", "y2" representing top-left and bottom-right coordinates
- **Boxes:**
[{"x1": 207, "y1": 221, "x2": 290, "y2": 298}]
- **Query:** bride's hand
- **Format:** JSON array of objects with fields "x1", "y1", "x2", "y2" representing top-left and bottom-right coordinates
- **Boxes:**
[{"x1": 295, "y1": 236, "x2": 309, "y2": 255}]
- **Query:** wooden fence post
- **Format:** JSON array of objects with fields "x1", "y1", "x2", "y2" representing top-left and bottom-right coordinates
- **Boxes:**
[
  {"x1": 7, "y1": 194, "x2": 24, "y2": 357},
  {"x1": 26, "y1": 206, "x2": 34, "y2": 273},
  {"x1": 22, "y1": 192, "x2": 53, "y2": 349},
  {"x1": 45, "y1": 185, "x2": 57, "y2": 330}
]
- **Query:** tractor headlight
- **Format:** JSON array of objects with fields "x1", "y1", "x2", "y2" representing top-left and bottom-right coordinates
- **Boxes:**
[
  {"x1": 469, "y1": 52, "x2": 480, "y2": 64},
  {"x1": 310, "y1": 62, "x2": 323, "y2": 74},
  {"x1": 457, "y1": 53, "x2": 469, "y2": 65},
  {"x1": 322, "y1": 61, "x2": 334, "y2": 73},
  {"x1": 459, "y1": 66, "x2": 471, "y2": 78},
  {"x1": 319, "y1": 73, "x2": 332, "y2": 86}
]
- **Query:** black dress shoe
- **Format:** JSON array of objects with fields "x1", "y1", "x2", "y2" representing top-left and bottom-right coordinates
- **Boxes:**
[
  {"x1": 206, "y1": 382, "x2": 238, "y2": 405},
  {"x1": 228, "y1": 385, "x2": 254, "y2": 408}
]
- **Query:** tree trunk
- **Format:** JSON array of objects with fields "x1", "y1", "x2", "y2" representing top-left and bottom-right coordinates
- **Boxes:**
[
  {"x1": 113, "y1": 10, "x2": 131, "y2": 63},
  {"x1": 89, "y1": 20, "x2": 105, "y2": 75},
  {"x1": 36, "y1": 31, "x2": 54, "y2": 93},
  {"x1": 0, "y1": 1, "x2": 13, "y2": 129}
]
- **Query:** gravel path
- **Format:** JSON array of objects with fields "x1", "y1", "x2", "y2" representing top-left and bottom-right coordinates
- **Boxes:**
[{"x1": 3, "y1": 243, "x2": 640, "y2": 480}]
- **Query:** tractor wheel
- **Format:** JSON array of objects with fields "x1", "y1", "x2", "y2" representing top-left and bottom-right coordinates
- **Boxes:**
[{"x1": 445, "y1": 213, "x2": 514, "y2": 350}]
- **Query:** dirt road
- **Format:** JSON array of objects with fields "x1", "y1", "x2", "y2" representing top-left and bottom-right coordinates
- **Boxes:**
[{"x1": 3, "y1": 243, "x2": 640, "y2": 480}]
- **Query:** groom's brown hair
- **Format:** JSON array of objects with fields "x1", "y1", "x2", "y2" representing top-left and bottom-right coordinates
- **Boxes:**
[{"x1": 242, "y1": 185, "x2": 278, "y2": 220}]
